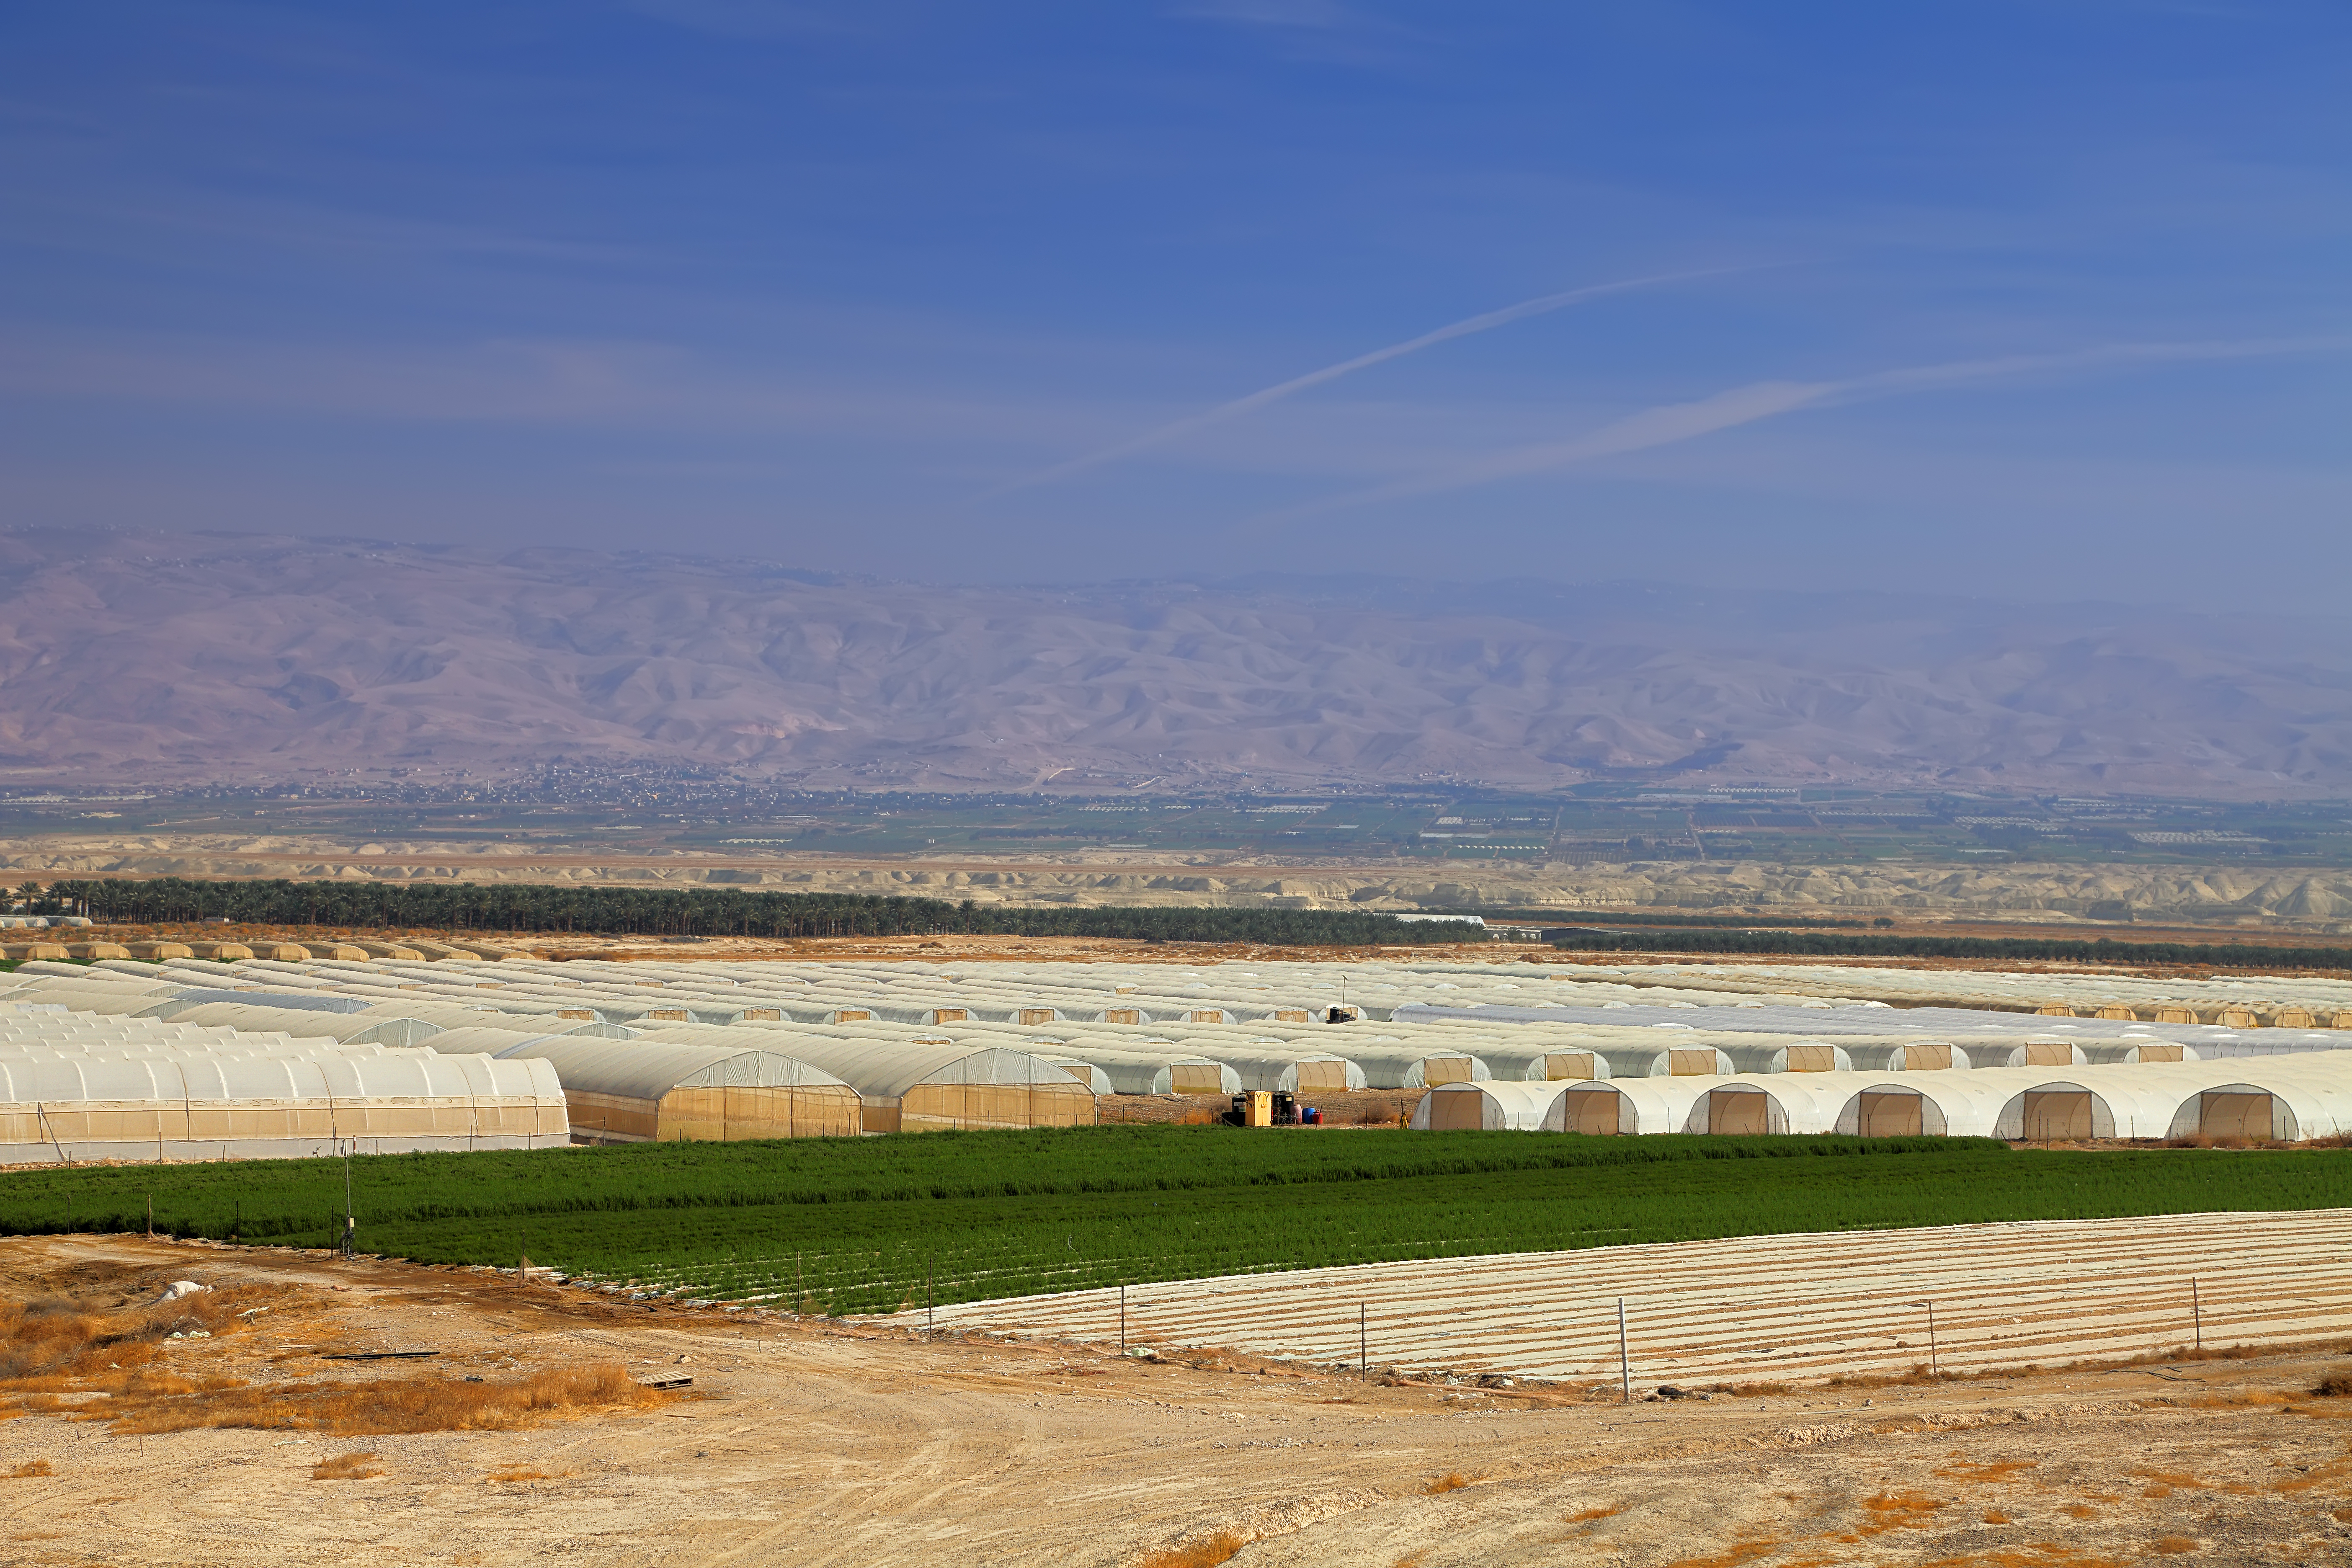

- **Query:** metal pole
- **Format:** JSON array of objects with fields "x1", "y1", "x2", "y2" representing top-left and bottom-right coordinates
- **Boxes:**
[
  {"x1": 1618, "y1": 1297, "x2": 1631, "y2": 1404},
  {"x1": 1928, "y1": 1301, "x2": 1938, "y2": 1377},
  {"x1": 1360, "y1": 1303, "x2": 1368, "y2": 1382},
  {"x1": 1120, "y1": 1284, "x2": 1127, "y2": 1353},
  {"x1": 344, "y1": 1142, "x2": 354, "y2": 1259},
  {"x1": 926, "y1": 1255, "x2": 934, "y2": 1338},
  {"x1": 2193, "y1": 1277, "x2": 2202, "y2": 1351}
]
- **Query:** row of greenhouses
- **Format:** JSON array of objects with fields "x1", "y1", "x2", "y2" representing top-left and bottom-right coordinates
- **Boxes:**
[
  {"x1": 1412, "y1": 1051, "x2": 2352, "y2": 1142},
  {"x1": 30, "y1": 950, "x2": 2352, "y2": 1035},
  {"x1": 0, "y1": 1000, "x2": 569, "y2": 1163},
  {"x1": 13, "y1": 949, "x2": 2352, "y2": 1154},
  {"x1": 9, "y1": 964, "x2": 2291, "y2": 1101},
  {"x1": 1598, "y1": 959, "x2": 2352, "y2": 1024}
]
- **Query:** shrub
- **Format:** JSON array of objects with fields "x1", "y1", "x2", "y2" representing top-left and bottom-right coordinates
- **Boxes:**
[{"x1": 1137, "y1": 1530, "x2": 1248, "y2": 1568}]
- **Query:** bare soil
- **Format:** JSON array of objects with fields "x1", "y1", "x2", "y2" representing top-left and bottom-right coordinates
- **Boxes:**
[
  {"x1": 28, "y1": 921, "x2": 2350, "y2": 980},
  {"x1": 3, "y1": 1237, "x2": 2351, "y2": 1565}
]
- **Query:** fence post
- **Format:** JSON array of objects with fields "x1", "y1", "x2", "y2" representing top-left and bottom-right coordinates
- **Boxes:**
[
  {"x1": 1905, "y1": 1298, "x2": 1939, "y2": 1376},
  {"x1": 1618, "y1": 1297, "x2": 1631, "y2": 1404},
  {"x1": 2192, "y1": 1277, "x2": 2202, "y2": 1351},
  {"x1": 1120, "y1": 1284, "x2": 1127, "y2": 1353},
  {"x1": 1360, "y1": 1303, "x2": 1368, "y2": 1383}
]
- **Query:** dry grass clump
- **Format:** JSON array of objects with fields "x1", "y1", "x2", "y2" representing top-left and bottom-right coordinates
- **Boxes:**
[
  {"x1": 2122, "y1": 1342, "x2": 2265, "y2": 1366},
  {"x1": 0, "y1": 1284, "x2": 279, "y2": 1421},
  {"x1": 0, "y1": 1281, "x2": 669, "y2": 1437},
  {"x1": 111, "y1": 1362, "x2": 668, "y2": 1436},
  {"x1": 2136, "y1": 1469, "x2": 2208, "y2": 1498},
  {"x1": 2187, "y1": 1390, "x2": 2295, "y2": 1411},
  {"x1": 1423, "y1": 1470, "x2": 1476, "y2": 1495},
  {"x1": 1821, "y1": 1339, "x2": 2272, "y2": 1394},
  {"x1": 0, "y1": 1281, "x2": 276, "y2": 1397},
  {"x1": 1826, "y1": 1363, "x2": 1968, "y2": 1389},
  {"x1": 1658, "y1": 1540, "x2": 1781, "y2": 1568},
  {"x1": 2149, "y1": 1538, "x2": 2199, "y2": 1556},
  {"x1": 485, "y1": 1464, "x2": 575, "y2": 1483},
  {"x1": 5, "y1": 1460, "x2": 54, "y2": 1478},
  {"x1": 310, "y1": 1451, "x2": 383, "y2": 1481},
  {"x1": 1136, "y1": 1530, "x2": 1248, "y2": 1568},
  {"x1": 2311, "y1": 1371, "x2": 2352, "y2": 1397},
  {"x1": 1935, "y1": 1460, "x2": 2037, "y2": 1484},
  {"x1": 1567, "y1": 1503, "x2": 1624, "y2": 1523},
  {"x1": 1860, "y1": 1490, "x2": 1942, "y2": 1521}
]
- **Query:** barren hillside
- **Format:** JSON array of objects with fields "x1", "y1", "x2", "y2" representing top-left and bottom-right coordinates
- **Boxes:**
[{"x1": 4, "y1": 528, "x2": 2348, "y2": 794}]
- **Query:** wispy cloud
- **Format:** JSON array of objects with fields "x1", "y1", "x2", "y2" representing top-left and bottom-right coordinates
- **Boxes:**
[
  {"x1": 993, "y1": 266, "x2": 1756, "y2": 495},
  {"x1": 1259, "y1": 334, "x2": 2352, "y2": 524}
]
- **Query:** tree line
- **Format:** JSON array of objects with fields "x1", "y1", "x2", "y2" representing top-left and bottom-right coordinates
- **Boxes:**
[
  {"x1": 1546, "y1": 927, "x2": 2352, "y2": 971},
  {"x1": 16, "y1": 877, "x2": 1483, "y2": 946},
  {"x1": 1438, "y1": 908, "x2": 1865, "y2": 928}
]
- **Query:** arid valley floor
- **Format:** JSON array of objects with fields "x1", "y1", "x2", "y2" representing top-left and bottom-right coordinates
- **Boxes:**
[{"x1": 5, "y1": 1233, "x2": 2352, "y2": 1566}]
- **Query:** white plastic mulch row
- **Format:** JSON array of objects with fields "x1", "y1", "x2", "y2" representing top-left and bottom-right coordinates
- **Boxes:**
[{"x1": 879, "y1": 1208, "x2": 2352, "y2": 1386}]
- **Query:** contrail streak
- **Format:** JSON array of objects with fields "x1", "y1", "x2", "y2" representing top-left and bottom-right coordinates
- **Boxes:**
[
  {"x1": 992, "y1": 266, "x2": 1752, "y2": 495},
  {"x1": 1258, "y1": 334, "x2": 2351, "y2": 525}
]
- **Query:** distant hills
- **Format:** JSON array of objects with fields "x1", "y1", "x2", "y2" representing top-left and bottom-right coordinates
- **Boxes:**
[{"x1": 2, "y1": 527, "x2": 2346, "y2": 796}]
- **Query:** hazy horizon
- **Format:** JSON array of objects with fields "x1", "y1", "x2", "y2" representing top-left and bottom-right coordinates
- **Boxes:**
[{"x1": 5, "y1": 527, "x2": 2349, "y2": 797}]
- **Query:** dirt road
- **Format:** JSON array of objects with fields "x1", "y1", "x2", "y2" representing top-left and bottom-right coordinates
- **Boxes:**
[{"x1": 2, "y1": 1236, "x2": 2349, "y2": 1566}]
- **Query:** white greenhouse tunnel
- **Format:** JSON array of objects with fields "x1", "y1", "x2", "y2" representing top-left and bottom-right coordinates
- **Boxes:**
[{"x1": 1403, "y1": 1052, "x2": 2352, "y2": 1142}]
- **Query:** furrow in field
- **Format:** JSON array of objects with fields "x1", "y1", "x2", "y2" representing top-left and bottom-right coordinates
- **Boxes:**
[{"x1": 876, "y1": 1208, "x2": 2352, "y2": 1383}]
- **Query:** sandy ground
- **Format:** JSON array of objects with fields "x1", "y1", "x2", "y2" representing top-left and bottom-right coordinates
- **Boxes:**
[{"x1": 4, "y1": 1237, "x2": 2352, "y2": 1566}]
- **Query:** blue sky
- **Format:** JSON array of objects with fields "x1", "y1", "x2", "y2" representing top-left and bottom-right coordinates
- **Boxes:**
[{"x1": 3, "y1": 2, "x2": 2345, "y2": 606}]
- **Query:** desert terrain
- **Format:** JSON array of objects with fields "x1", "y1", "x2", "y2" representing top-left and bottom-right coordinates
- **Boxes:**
[
  {"x1": 8, "y1": 828, "x2": 2352, "y2": 928},
  {"x1": 5, "y1": 1228, "x2": 2351, "y2": 1567},
  {"x1": 5, "y1": 528, "x2": 2351, "y2": 797}
]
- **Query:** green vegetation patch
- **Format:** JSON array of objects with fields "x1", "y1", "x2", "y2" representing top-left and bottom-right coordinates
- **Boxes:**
[
  {"x1": 4, "y1": 1128, "x2": 2344, "y2": 1315},
  {"x1": 1446, "y1": 908, "x2": 1865, "y2": 928},
  {"x1": 30, "y1": 878, "x2": 1479, "y2": 946}
]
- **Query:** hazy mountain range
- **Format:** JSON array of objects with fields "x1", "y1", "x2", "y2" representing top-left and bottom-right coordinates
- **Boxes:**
[{"x1": 2, "y1": 528, "x2": 2346, "y2": 797}]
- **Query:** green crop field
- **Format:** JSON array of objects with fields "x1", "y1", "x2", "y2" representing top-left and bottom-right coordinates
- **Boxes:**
[{"x1": 2, "y1": 1129, "x2": 2344, "y2": 1315}]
